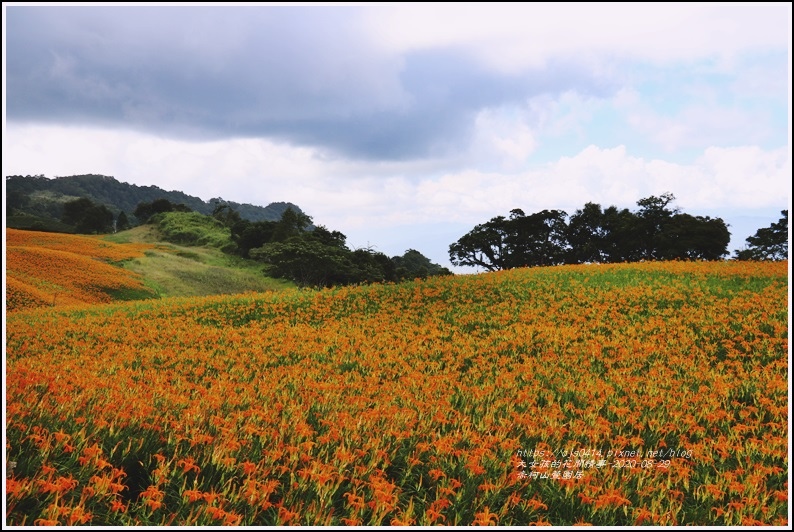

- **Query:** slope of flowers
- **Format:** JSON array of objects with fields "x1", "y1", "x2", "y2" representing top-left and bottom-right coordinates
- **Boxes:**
[
  {"x1": 5, "y1": 261, "x2": 789, "y2": 526},
  {"x1": 6, "y1": 229, "x2": 155, "y2": 312}
]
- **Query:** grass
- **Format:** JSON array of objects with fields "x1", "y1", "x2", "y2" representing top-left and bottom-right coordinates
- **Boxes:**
[
  {"x1": 152, "y1": 211, "x2": 235, "y2": 251},
  {"x1": 104, "y1": 225, "x2": 293, "y2": 298}
]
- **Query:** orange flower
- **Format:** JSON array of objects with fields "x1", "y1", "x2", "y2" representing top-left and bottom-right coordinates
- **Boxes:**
[
  {"x1": 203, "y1": 490, "x2": 221, "y2": 504},
  {"x1": 146, "y1": 499, "x2": 163, "y2": 511},
  {"x1": 67, "y1": 505, "x2": 93, "y2": 525},
  {"x1": 183, "y1": 489, "x2": 204, "y2": 503},
  {"x1": 177, "y1": 457, "x2": 201, "y2": 474},
  {"x1": 634, "y1": 508, "x2": 655, "y2": 525},
  {"x1": 4, "y1": 259, "x2": 788, "y2": 526},
  {"x1": 109, "y1": 498, "x2": 128, "y2": 513},
  {"x1": 425, "y1": 508, "x2": 446, "y2": 524},
  {"x1": 205, "y1": 506, "x2": 226, "y2": 520},
  {"x1": 428, "y1": 468, "x2": 446, "y2": 481},
  {"x1": 223, "y1": 511, "x2": 243, "y2": 526},
  {"x1": 473, "y1": 506, "x2": 499, "y2": 526},
  {"x1": 141, "y1": 484, "x2": 163, "y2": 498},
  {"x1": 6, "y1": 478, "x2": 27, "y2": 499},
  {"x1": 241, "y1": 460, "x2": 258, "y2": 476},
  {"x1": 344, "y1": 492, "x2": 366, "y2": 511},
  {"x1": 278, "y1": 505, "x2": 299, "y2": 524},
  {"x1": 525, "y1": 498, "x2": 548, "y2": 511}
]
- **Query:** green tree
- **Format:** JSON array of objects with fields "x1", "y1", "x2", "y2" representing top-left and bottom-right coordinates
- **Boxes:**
[
  {"x1": 62, "y1": 198, "x2": 95, "y2": 226},
  {"x1": 734, "y1": 210, "x2": 788, "y2": 261},
  {"x1": 5, "y1": 185, "x2": 29, "y2": 215},
  {"x1": 504, "y1": 209, "x2": 568, "y2": 267},
  {"x1": 449, "y1": 209, "x2": 568, "y2": 271},
  {"x1": 271, "y1": 207, "x2": 313, "y2": 242},
  {"x1": 134, "y1": 198, "x2": 191, "y2": 224},
  {"x1": 392, "y1": 249, "x2": 452, "y2": 280},
  {"x1": 79, "y1": 204, "x2": 114, "y2": 234},
  {"x1": 211, "y1": 203, "x2": 242, "y2": 228},
  {"x1": 231, "y1": 220, "x2": 277, "y2": 258},
  {"x1": 61, "y1": 198, "x2": 114, "y2": 233},
  {"x1": 310, "y1": 225, "x2": 348, "y2": 249},
  {"x1": 449, "y1": 215, "x2": 512, "y2": 271},
  {"x1": 600, "y1": 206, "x2": 644, "y2": 263},
  {"x1": 635, "y1": 192, "x2": 678, "y2": 260},
  {"x1": 658, "y1": 214, "x2": 730, "y2": 260},
  {"x1": 348, "y1": 248, "x2": 395, "y2": 284},
  {"x1": 116, "y1": 211, "x2": 130, "y2": 231},
  {"x1": 252, "y1": 238, "x2": 352, "y2": 288},
  {"x1": 566, "y1": 202, "x2": 609, "y2": 264}
]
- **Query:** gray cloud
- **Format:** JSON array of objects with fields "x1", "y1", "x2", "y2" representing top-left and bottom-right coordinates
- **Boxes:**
[{"x1": 6, "y1": 5, "x2": 612, "y2": 160}]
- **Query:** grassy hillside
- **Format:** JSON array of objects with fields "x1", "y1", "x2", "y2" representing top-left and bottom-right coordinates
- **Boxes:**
[
  {"x1": 104, "y1": 224, "x2": 293, "y2": 298},
  {"x1": 5, "y1": 260, "x2": 788, "y2": 526},
  {"x1": 6, "y1": 226, "x2": 293, "y2": 312}
]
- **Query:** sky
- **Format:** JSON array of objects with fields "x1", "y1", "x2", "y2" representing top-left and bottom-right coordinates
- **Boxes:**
[{"x1": 3, "y1": 3, "x2": 792, "y2": 272}]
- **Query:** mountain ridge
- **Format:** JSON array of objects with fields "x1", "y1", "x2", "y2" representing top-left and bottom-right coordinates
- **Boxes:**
[{"x1": 5, "y1": 173, "x2": 306, "y2": 230}]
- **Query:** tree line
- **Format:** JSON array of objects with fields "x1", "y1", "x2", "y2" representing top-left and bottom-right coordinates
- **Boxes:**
[
  {"x1": 449, "y1": 193, "x2": 787, "y2": 271},
  {"x1": 43, "y1": 193, "x2": 790, "y2": 282},
  {"x1": 224, "y1": 205, "x2": 452, "y2": 287}
]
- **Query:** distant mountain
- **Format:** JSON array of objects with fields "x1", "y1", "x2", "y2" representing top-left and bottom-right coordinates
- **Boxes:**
[{"x1": 5, "y1": 174, "x2": 307, "y2": 231}]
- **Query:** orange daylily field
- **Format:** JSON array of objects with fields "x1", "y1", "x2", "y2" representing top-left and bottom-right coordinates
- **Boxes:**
[
  {"x1": 6, "y1": 229, "x2": 155, "y2": 311},
  {"x1": 4, "y1": 230, "x2": 790, "y2": 526}
]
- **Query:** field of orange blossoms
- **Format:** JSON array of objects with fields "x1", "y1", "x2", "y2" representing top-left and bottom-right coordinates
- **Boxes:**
[
  {"x1": 5, "y1": 260, "x2": 789, "y2": 526},
  {"x1": 5, "y1": 229, "x2": 155, "y2": 312}
]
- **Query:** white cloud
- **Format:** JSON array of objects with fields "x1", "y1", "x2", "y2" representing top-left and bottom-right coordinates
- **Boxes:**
[
  {"x1": 693, "y1": 146, "x2": 791, "y2": 209},
  {"x1": 361, "y1": 4, "x2": 791, "y2": 74},
  {"x1": 6, "y1": 125, "x2": 788, "y2": 225},
  {"x1": 626, "y1": 101, "x2": 776, "y2": 153},
  {"x1": 472, "y1": 108, "x2": 538, "y2": 169}
]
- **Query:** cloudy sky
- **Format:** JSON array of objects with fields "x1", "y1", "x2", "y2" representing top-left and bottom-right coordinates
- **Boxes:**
[{"x1": 3, "y1": 3, "x2": 791, "y2": 270}]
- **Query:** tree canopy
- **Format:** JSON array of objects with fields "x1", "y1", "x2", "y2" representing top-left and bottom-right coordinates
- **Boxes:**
[
  {"x1": 133, "y1": 198, "x2": 192, "y2": 224},
  {"x1": 244, "y1": 208, "x2": 451, "y2": 288},
  {"x1": 450, "y1": 194, "x2": 732, "y2": 271},
  {"x1": 734, "y1": 210, "x2": 788, "y2": 261},
  {"x1": 61, "y1": 198, "x2": 115, "y2": 234}
]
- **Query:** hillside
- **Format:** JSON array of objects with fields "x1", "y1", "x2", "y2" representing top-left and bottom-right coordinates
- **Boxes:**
[
  {"x1": 6, "y1": 229, "x2": 157, "y2": 311},
  {"x1": 5, "y1": 174, "x2": 306, "y2": 230},
  {"x1": 104, "y1": 225, "x2": 293, "y2": 298},
  {"x1": 6, "y1": 227, "x2": 293, "y2": 312},
  {"x1": 5, "y1": 260, "x2": 788, "y2": 525}
]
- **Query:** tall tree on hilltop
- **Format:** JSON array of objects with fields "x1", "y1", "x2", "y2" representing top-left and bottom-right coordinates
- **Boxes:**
[
  {"x1": 734, "y1": 210, "x2": 788, "y2": 261},
  {"x1": 566, "y1": 202, "x2": 609, "y2": 264},
  {"x1": 635, "y1": 192, "x2": 679, "y2": 260},
  {"x1": 448, "y1": 215, "x2": 512, "y2": 271},
  {"x1": 449, "y1": 209, "x2": 568, "y2": 271}
]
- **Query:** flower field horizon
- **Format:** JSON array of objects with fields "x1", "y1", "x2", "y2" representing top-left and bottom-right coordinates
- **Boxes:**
[{"x1": 5, "y1": 260, "x2": 789, "y2": 526}]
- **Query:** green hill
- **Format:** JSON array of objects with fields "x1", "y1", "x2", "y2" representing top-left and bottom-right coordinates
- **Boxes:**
[
  {"x1": 5, "y1": 173, "x2": 306, "y2": 230},
  {"x1": 104, "y1": 224, "x2": 293, "y2": 298}
]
